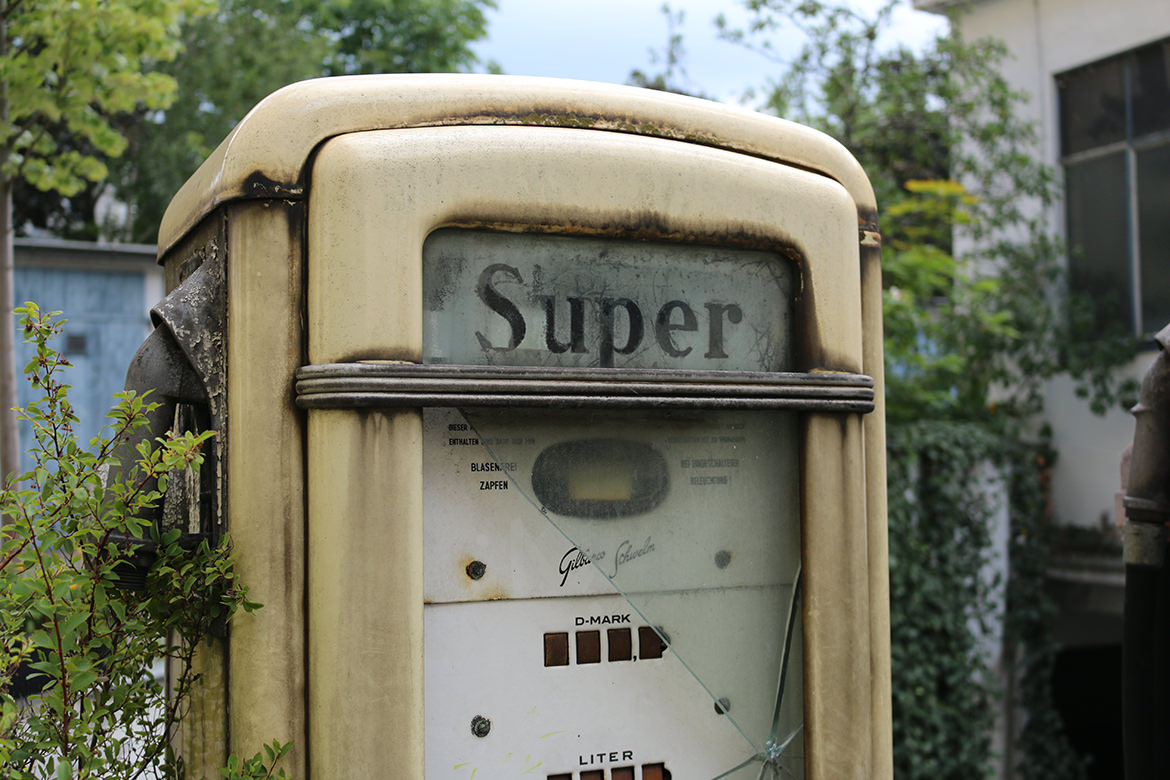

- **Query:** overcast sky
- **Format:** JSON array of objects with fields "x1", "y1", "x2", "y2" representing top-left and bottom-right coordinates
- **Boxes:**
[{"x1": 472, "y1": 0, "x2": 949, "y2": 106}]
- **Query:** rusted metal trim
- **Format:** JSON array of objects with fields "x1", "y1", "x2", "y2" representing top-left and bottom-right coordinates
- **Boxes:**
[
  {"x1": 298, "y1": 392, "x2": 872, "y2": 412},
  {"x1": 299, "y1": 362, "x2": 873, "y2": 385},
  {"x1": 295, "y1": 363, "x2": 874, "y2": 412}
]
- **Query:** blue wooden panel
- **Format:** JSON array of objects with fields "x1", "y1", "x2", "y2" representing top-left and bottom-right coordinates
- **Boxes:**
[
  {"x1": 12, "y1": 268, "x2": 151, "y2": 471},
  {"x1": 16, "y1": 268, "x2": 147, "y2": 317}
]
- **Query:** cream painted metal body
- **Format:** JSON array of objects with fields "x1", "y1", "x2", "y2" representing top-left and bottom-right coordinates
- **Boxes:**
[{"x1": 153, "y1": 74, "x2": 890, "y2": 780}]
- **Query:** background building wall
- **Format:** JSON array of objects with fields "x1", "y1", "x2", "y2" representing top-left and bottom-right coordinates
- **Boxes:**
[
  {"x1": 949, "y1": 0, "x2": 1169, "y2": 533},
  {"x1": 11, "y1": 239, "x2": 161, "y2": 473},
  {"x1": 914, "y1": 2, "x2": 1169, "y2": 775}
]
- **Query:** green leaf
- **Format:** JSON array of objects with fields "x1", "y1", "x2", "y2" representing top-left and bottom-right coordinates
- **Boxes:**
[
  {"x1": 28, "y1": 629, "x2": 54, "y2": 650},
  {"x1": 62, "y1": 611, "x2": 89, "y2": 636}
]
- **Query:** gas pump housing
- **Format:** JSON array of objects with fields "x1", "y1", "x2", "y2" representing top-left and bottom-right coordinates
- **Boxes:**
[{"x1": 147, "y1": 75, "x2": 891, "y2": 780}]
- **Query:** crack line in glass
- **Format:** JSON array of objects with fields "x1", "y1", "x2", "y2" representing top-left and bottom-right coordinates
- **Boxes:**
[
  {"x1": 462, "y1": 409, "x2": 763, "y2": 755},
  {"x1": 460, "y1": 408, "x2": 805, "y2": 777}
]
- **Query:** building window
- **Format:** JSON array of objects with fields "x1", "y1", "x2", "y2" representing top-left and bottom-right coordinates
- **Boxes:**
[
  {"x1": 1058, "y1": 38, "x2": 1170, "y2": 336},
  {"x1": 64, "y1": 333, "x2": 89, "y2": 357}
]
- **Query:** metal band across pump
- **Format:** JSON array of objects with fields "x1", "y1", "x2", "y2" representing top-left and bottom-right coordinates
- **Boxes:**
[{"x1": 294, "y1": 363, "x2": 875, "y2": 413}]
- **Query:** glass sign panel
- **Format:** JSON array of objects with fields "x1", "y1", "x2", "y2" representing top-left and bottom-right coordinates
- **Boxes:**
[
  {"x1": 423, "y1": 229, "x2": 794, "y2": 372},
  {"x1": 423, "y1": 407, "x2": 803, "y2": 779}
]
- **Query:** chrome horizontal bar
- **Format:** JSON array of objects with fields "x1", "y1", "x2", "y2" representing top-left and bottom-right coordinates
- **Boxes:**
[
  {"x1": 295, "y1": 363, "x2": 875, "y2": 413},
  {"x1": 298, "y1": 376, "x2": 875, "y2": 399},
  {"x1": 298, "y1": 392, "x2": 873, "y2": 412},
  {"x1": 298, "y1": 362, "x2": 874, "y2": 385}
]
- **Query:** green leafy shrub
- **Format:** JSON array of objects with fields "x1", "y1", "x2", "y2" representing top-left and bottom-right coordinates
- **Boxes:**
[
  {"x1": 888, "y1": 422, "x2": 1086, "y2": 780},
  {"x1": 0, "y1": 303, "x2": 287, "y2": 780}
]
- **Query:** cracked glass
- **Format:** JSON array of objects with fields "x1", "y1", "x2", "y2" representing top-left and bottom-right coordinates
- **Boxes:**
[
  {"x1": 421, "y1": 230, "x2": 802, "y2": 779},
  {"x1": 422, "y1": 229, "x2": 793, "y2": 372}
]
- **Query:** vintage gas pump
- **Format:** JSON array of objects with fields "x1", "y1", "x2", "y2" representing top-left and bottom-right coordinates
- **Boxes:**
[{"x1": 143, "y1": 75, "x2": 890, "y2": 779}]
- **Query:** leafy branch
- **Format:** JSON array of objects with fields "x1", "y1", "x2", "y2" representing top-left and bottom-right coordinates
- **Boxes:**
[{"x1": 0, "y1": 304, "x2": 285, "y2": 780}]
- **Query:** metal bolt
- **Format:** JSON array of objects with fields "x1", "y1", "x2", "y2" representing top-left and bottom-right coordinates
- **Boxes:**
[
  {"x1": 714, "y1": 550, "x2": 732, "y2": 569},
  {"x1": 471, "y1": 715, "x2": 491, "y2": 738},
  {"x1": 715, "y1": 697, "x2": 731, "y2": 715},
  {"x1": 466, "y1": 560, "x2": 487, "y2": 580}
]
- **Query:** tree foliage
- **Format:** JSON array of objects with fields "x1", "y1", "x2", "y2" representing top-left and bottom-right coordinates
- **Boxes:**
[
  {"x1": 35, "y1": 0, "x2": 496, "y2": 244},
  {"x1": 104, "y1": 0, "x2": 333, "y2": 243},
  {"x1": 0, "y1": 305, "x2": 285, "y2": 779},
  {"x1": 0, "y1": 0, "x2": 212, "y2": 483},
  {"x1": 0, "y1": 0, "x2": 209, "y2": 198},
  {"x1": 886, "y1": 423, "x2": 1000, "y2": 779},
  {"x1": 313, "y1": 0, "x2": 496, "y2": 76},
  {"x1": 645, "y1": 0, "x2": 1135, "y2": 776},
  {"x1": 717, "y1": 0, "x2": 1134, "y2": 423},
  {"x1": 628, "y1": 4, "x2": 712, "y2": 99}
]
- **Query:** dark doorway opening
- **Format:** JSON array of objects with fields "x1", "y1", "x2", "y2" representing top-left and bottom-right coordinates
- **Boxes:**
[{"x1": 1052, "y1": 643, "x2": 1123, "y2": 780}]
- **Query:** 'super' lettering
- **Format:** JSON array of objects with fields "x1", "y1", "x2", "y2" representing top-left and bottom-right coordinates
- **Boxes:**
[{"x1": 475, "y1": 263, "x2": 744, "y2": 366}]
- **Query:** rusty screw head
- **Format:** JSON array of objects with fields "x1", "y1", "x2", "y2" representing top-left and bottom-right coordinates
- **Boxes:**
[
  {"x1": 471, "y1": 715, "x2": 491, "y2": 738},
  {"x1": 466, "y1": 560, "x2": 487, "y2": 580}
]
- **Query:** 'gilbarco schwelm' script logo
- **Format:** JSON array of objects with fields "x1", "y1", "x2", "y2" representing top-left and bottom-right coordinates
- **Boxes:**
[{"x1": 558, "y1": 537, "x2": 656, "y2": 587}]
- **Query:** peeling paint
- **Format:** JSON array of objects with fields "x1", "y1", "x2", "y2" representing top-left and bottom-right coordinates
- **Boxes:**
[{"x1": 243, "y1": 169, "x2": 302, "y2": 199}]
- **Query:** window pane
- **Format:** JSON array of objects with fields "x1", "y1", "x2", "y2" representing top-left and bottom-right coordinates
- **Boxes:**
[
  {"x1": 1065, "y1": 153, "x2": 1132, "y2": 328},
  {"x1": 1059, "y1": 58, "x2": 1127, "y2": 155},
  {"x1": 1139, "y1": 144, "x2": 1170, "y2": 333},
  {"x1": 1134, "y1": 40, "x2": 1170, "y2": 139}
]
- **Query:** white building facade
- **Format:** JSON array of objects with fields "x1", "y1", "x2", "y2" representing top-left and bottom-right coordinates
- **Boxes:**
[
  {"x1": 916, "y1": 1, "x2": 1170, "y2": 776},
  {"x1": 930, "y1": 0, "x2": 1170, "y2": 535}
]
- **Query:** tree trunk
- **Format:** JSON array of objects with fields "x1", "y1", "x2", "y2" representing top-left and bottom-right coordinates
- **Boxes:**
[
  {"x1": 0, "y1": 0, "x2": 17, "y2": 485},
  {"x1": 0, "y1": 175, "x2": 17, "y2": 483}
]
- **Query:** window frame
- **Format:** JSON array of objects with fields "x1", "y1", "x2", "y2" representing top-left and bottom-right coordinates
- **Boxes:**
[{"x1": 1058, "y1": 38, "x2": 1170, "y2": 338}]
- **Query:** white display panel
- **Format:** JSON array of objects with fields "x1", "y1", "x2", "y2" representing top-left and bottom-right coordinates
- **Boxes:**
[{"x1": 422, "y1": 407, "x2": 803, "y2": 779}]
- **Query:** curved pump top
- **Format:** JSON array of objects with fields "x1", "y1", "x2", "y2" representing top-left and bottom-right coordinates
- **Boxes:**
[{"x1": 157, "y1": 74, "x2": 878, "y2": 256}]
